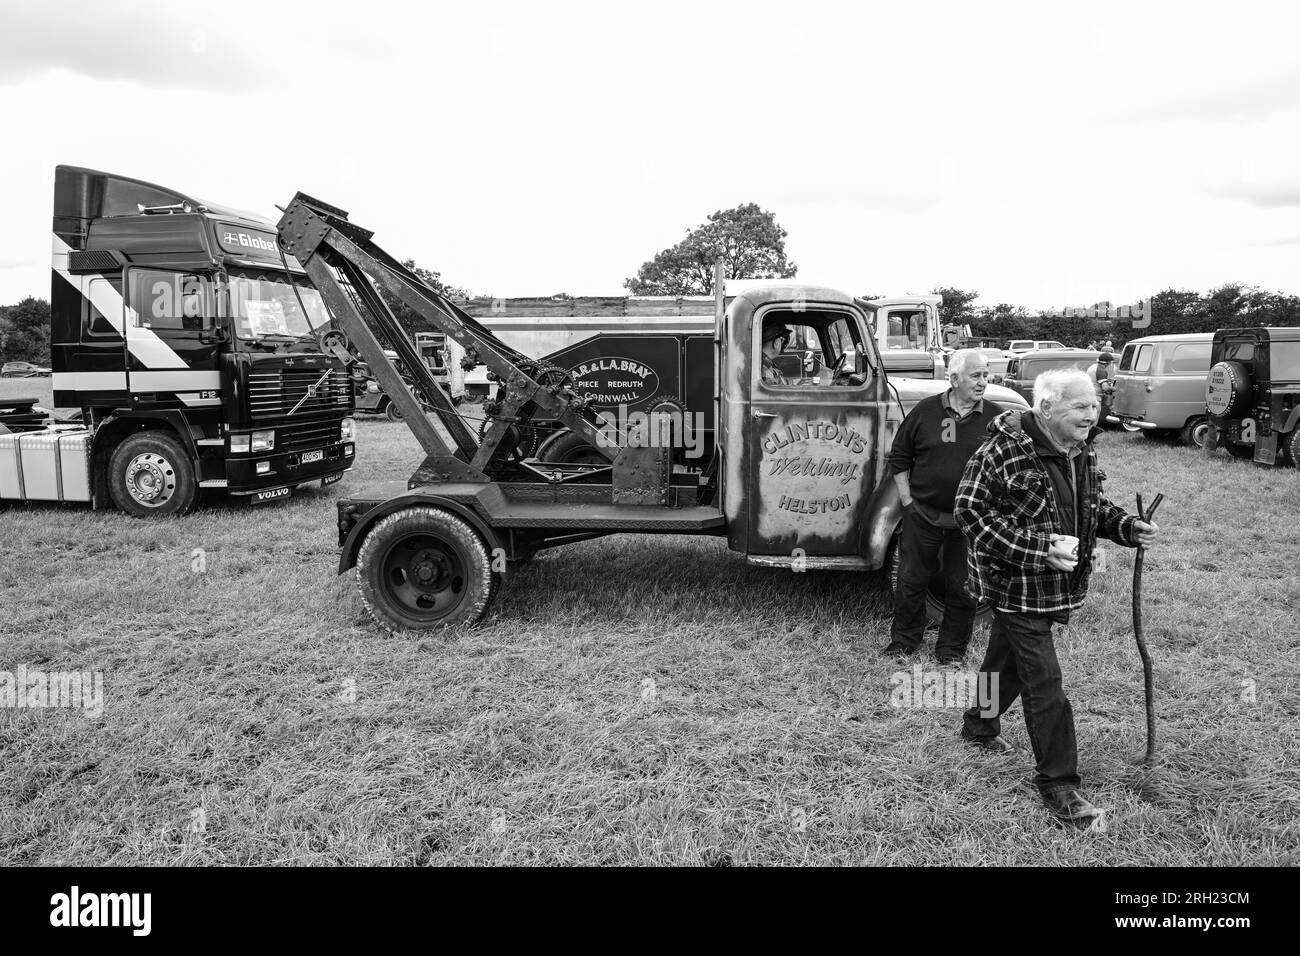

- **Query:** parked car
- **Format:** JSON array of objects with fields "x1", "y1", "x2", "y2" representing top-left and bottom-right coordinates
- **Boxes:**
[
  {"x1": 1205, "y1": 326, "x2": 1300, "y2": 466},
  {"x1": 968, "y1": 346, "x2": 1009, "y2": 379},
  {"x1": 1, "y1": 361, "x2": 51, "y2": 378},
  {"x1": 1107, "y1": 332, "x2": 1215, "y2": 447},
  {"x1": 1001, "y1": 349, "x2": 1102, "y2": 405},
  {"x1": 1004, "y1": 340, "x2": 1067, "y2": 359}
]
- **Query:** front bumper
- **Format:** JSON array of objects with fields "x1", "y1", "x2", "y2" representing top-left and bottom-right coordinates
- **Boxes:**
[
  {"x1": 226, "y1": 440, "x2": 355, "y2": 494},
  {"x1": 1106, "y1": 415, "x2": 1156, "y2": 429}
]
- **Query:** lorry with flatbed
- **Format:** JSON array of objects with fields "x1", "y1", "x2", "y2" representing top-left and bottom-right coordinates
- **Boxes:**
[
  {"x1": 0, "y1": 166, "x2": 356, "y2": 516},
  {"x1": 270, "y1": 192, "x2": 1028, "y2": 631}
]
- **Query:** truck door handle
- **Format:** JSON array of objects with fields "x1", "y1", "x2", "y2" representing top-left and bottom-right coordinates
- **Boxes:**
[{"x1": 752, "y1": 410, "x2": 776, "y2": 419}]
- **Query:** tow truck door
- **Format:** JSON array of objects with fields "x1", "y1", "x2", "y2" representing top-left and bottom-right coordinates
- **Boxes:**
[
  {"x1": 745, "y1": 303, "x2": 885, "y2": 556},
  {"x1": 122, "y1": 267, "x2": 222, "y2": 410}
]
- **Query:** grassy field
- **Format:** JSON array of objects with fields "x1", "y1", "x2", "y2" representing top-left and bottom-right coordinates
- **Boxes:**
[{"x1": 1, "y1": 408, "x2": 1297, "y2": 865}]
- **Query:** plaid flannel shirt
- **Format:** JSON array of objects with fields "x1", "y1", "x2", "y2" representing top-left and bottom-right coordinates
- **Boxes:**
[{"x1": 954, "y1": 410, "x2": 1139, "y2": 616}]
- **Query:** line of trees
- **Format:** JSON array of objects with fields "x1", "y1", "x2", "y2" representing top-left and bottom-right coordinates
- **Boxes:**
[
  {"x1": 938, "y1": 284, "x2": 1300, "y2": 350},
  {"x1": 0, "y1": 297, "x2": 51, "y2": 364}
]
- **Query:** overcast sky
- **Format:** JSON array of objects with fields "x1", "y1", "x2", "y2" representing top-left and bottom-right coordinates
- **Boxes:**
[{"x1": 2, "y1": 0, "x2": 1298, "y2": 309}]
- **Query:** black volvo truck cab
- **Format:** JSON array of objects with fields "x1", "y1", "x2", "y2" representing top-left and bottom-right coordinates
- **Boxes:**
[{"x1": 1, "y1": 166, "x2": 356, "y2": 516}]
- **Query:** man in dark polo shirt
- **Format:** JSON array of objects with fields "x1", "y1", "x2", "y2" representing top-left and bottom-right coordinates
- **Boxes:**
[{"x1": 884, "y1": 349, "x2": 999, "y2": 663}]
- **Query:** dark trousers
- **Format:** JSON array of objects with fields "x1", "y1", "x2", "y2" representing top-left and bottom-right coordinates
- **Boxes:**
[
  {"x1": 962, "y1": 610, "x2": 1081, "y2": 795},
  {"x1": 890, "y1": 506, "x2": 976, "y2": 657}
]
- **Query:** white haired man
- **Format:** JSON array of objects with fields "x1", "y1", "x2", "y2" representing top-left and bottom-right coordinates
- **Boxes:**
[
  {"x1": 954, "y1": 367, "x2": 1158, "y2": 826},
  {"x1": 884, "y1": 349, "x2": 998, "y2": 664}
]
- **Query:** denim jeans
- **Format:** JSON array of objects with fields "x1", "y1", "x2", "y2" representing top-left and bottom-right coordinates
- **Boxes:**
[
  {"x1": 962, "y1": 609, "x2": 1082, "y2": 795},
  {"x1": 890, "y1": 506, "x2": 976, "y2": 657}
]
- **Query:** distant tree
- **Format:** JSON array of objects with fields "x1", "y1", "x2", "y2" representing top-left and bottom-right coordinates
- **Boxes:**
[
  {"x1": 625, "y1": 203, "x2": 796, "y2": 296},
  {"x1": 970, "y1": 303, "x2": 1033, "y2": 345},
  {"x1": 1036, "y1": 311, "x2": 1095, "y2": 347},
  {"x1": 1205, "y1": 282, "x2": 1249, "y2": 330},
  {"x1": 931, "y1": 287, "x2": 981, "y2": 328},
  {"x1": 0, "y1": 297, "x2": 52, "y2": 364},
  {"x1": 378, "y1": 259, "x2": 470, "y2": 340}
]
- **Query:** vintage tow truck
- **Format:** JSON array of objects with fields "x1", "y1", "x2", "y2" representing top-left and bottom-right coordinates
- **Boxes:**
[{"x1": 273, "y1": 193, "x2": 1028, "y2": 631}]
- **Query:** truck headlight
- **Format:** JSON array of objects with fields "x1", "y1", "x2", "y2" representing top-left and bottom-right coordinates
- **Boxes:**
[
  {"x1": 340, "y1": 417, "x2": 356, "y2": 441},
  {"x1": 230, "y1": 434, "x2": 250, "y2": 453},
  {"x1": 251, "y1": 430, "x2": 275, "y2": 453}
]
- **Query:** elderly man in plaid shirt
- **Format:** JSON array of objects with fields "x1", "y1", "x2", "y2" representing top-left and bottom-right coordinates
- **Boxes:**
[{"x1": 954, "y1": 368, "x2": 1159, "y2": 825}]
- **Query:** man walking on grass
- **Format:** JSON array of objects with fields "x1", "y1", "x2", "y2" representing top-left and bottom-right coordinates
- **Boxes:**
[
  {"x1": 884, "y1": 349, "x2": 999, "y2": 665},
  {"x1": 954, "y1": 368, "x2": 1158, "y2": 826}
]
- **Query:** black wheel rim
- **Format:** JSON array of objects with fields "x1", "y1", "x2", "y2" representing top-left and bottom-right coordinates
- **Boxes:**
[{"x1": 380, "y1": 531, "x2": 469, "y2": 621}]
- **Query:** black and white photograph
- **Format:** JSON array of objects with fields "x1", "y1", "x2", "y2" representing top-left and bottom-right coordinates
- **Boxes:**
[{"x1": 0, "y1": 0, "x2": 1293, "y2": 926}]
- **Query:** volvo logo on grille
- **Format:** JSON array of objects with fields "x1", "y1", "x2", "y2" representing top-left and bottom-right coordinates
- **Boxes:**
[{"x1": 287, "y1": 369, "x2": 333, "y2": 416}]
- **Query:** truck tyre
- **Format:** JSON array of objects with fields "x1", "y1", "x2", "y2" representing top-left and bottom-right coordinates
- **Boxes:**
[
  {"x1": 1180, "y1": 416, "x2": 1210, "y2": 449},
  {"x1": 107, "y1": 431, "x2": 198, "y2": 517},
  {"x1": 886, "y1": 530, "x2": 992, "y2": 630},
  {"x1": 536, "y1": 428, "x2": 606, "y2": 465},
  {"x1": 385, "y1": 399, "x2": 404, "y2": 423},
  {"x1": 356, "y1": 505, "x2": 496, "y2": 632},
  {"x1": 1287, "y1": 430, "x2": 1300, "y2": 468},
  {"x1": 1206, "y1": 361, "x2": 1251, "y2": 419}
]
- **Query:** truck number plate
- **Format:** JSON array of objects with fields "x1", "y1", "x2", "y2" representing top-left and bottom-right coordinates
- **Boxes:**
[
  {"x1": 302, "y1": 450, "x2": 324, "y2": 463},
  {"x1": 253, "y1": 486, "x2": 291, "y2": 504}
]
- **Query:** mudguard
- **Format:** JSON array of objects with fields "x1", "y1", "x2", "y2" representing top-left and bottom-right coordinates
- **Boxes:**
[
  {"x1": 338, "y1": 490, "x2": 505, "y2": 573},
  {"x1": 858, "y1": 476, "x2": 905, "y2": 570}
]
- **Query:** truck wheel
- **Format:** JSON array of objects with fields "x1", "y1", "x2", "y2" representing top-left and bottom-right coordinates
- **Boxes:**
[
  {"x1": 107, "y1": 431, "x2": 198, "y2": 517},
  {"x1": 385, "y1": 399, "x2": 404, "y2": 423},
  {"x1": 536, "y1": 428, "x2": 606, "y2": 465},
  {"x1": 356, "y1": 506, "x2": 496, "y2": 632},
  {"x1": 1180, "y1": 416, "x2": 1210, "y2": 449},
  {"x1": 886, "y1": 531, "x2": 992, "y2": 630},
  {"x1": 1287, "y1": 431, "x2": 1300, "y2": 468}
]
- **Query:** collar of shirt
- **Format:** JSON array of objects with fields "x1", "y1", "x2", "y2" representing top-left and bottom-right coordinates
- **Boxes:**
[{"x1": 943, "y1": 389, "x2": 984, "y2": 420}]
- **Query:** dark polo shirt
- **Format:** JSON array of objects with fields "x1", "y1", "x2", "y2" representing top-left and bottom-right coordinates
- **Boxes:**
[{"x1": 887, "y1": 390, "x2": 1001, "y2": 528}]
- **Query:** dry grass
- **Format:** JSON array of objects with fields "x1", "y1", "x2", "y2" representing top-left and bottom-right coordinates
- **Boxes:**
[{"x1": 1, "y1": 415, "x2": 1297, "y2": 865}]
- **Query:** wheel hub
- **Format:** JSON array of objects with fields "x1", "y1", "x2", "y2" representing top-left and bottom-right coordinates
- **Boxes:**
[
  {"x1": 411, "y1": 549, "x2": 451, "y2": 588},
  {"x1": 125, "y1": 453, "x2": 175, "y2": 506}
]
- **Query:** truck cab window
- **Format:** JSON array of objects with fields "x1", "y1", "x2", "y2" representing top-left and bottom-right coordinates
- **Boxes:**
[
  {"x1": 83, "y1": 276, "x2": 122, "y2": 337},
  {"x1": 758, "y1": 311, "x2": 870, "y2": 389},
  {"x1": 227, "y1": 269, "x2": 329, "y2": 341},
  {"x1": 886, "y1": 311, "x2": 926, "y2": 350},
  {"x1": 129, "y1": 270, "x2": 210, "y2": 331}
]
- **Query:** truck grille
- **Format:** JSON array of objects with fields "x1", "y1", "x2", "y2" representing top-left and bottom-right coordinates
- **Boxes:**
[
  {"x1": 248, "y1": 367, "x2": 351, "y2": 421},
  {"x1": 278, "y1": 420, "x2": 342, "y2": 451}
]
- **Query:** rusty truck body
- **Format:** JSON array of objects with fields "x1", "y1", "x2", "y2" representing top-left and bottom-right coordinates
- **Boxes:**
[{"x1": 272, "y1": 193, "x2": 1027, "y2": 631}]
